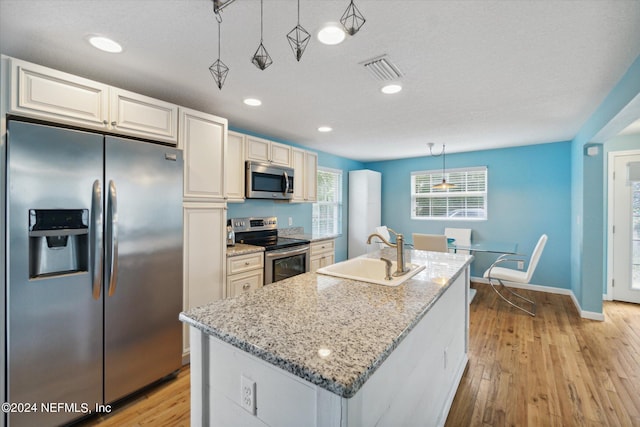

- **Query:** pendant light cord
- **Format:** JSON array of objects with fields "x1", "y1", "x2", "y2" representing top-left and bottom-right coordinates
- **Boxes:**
[{"x1": 260, "y1": 0, "x2": 264, "y2": 43}]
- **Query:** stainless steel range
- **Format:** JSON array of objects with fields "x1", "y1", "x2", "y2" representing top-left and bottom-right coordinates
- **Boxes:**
[{"x1": 230, "y1": 217, "x2": 310, "y2": 284}]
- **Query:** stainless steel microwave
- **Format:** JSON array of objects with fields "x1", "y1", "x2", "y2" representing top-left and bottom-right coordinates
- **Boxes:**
[{"x1": 245, "y1": 161, "x2": 294, "y2": 200}]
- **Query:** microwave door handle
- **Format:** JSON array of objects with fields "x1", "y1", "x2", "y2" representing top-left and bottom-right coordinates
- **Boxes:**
[
  {"x1": 91, "y1": 180, "x2": 103, "y2": 300},
  {"x1": 283, "y1": 171, "x2": 290, "y2": 195}
]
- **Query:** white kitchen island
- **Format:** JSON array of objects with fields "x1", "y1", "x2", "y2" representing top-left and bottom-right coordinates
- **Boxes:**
[{"x1": 180, "y1": 248, "x2": 472, "y2": 427}]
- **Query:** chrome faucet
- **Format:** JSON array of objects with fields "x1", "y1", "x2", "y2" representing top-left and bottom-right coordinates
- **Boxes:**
[{"x1": 366, "y1": 229, "x2": 410, "y2": 276}]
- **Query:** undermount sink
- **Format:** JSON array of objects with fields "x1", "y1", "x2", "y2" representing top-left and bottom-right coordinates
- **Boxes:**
[{"x1": 316, "y1": 257, "x2": 425, "y2": 286}]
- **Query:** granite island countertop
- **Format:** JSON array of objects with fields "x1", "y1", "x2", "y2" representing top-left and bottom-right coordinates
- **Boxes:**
[{"x1": 180, "y1": 248, "x2": 473, "y2": 398}]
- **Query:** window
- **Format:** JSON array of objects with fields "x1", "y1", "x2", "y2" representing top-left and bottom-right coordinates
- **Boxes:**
[
  {"x1": 411, "y1": 167, "x2": 487, "y2": 220},
  {"x1": 313, "y1": 167, "x2": 343, "y2": 235}
]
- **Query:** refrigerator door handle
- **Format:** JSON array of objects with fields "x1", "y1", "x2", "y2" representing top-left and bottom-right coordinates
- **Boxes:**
[
  {"x1": 91, "y1": 180, "x2": 103, "y2": 300},
  {"x1": 107, "y1": 180, "x2": 119, "y2": 296}
]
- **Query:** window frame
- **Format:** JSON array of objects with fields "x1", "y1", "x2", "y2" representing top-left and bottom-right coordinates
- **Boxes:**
[
  {"x1": 313, "y1": 166, "x2": 343, "y2": 235},
  {"x1": 410, "y1": 166, "x2": 488, "y2": 221}
]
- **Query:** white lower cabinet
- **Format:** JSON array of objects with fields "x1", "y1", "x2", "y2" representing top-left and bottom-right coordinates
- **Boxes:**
[
  {"x1": 226, "y1": 252, "x2": 264, "y2": 297},
  {"x1": 183, "y1": 202, "x2": 226, "y2": 360},
  {"x1": 310, "y1": 239, "x2": 335, "y2": 272}
]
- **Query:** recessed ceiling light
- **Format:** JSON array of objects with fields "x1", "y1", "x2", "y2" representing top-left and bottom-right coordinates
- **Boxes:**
[
  {"x1": 318, "y1": 126, "x2": 332, "y2": 132},
  {"x1": 243, "y1": 98, "x2": 262, "y2": 107},
  {"x1": 88, "y1": 36, "x2": 123, "y2": 53},
  {"x1": 381, "y1": 84, "x2": 402, "y2": 94},
  {"x1": 317, "y1": 24, "x2": 346, "y2": 45}
]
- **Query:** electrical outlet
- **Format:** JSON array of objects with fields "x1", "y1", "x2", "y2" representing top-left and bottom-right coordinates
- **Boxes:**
[
  {"x1": 517, "y1": 260, "x2": 524, "y2": 270},
  {"x1": 240, "y1": 375, "x2": 256, "y2": 415},
  {"x1": 288, "y1": 217, "x2": 293, "y2": 226}
]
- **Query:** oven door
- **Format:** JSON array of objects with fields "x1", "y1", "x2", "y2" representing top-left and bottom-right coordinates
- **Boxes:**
[{"x1": 264, "y1": 245, "x2": 310, "y2": 285}]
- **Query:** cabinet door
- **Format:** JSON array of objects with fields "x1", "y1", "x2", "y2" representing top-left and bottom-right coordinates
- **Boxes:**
[
  {"x1": 183, "y1": 202, "x2": 226, "y2": 356},
  {"x1": 305, "y1": 151, "x2": 318, "y2": 201},
  {"x1": 246, "y1": 136, "x2": 270, "y2": 163},
  {"x1": 320, "y1": 253, "x2": 335, "y2": 268},
  {"x1": 291, "y1": 148, "x2": 306, "y2": 202},
  {"x1": 226, "y1": 131, "x2": 246, "y2": 202},
  {"x1": 310, "y1": 256, "x2": 322, "y2": 273},
  {"x1": 270, "y1": 141, "x2": 292, "y2": 166},
  {"x1": 180, "y1": 107, "x2": 227, "y2": 201},
  {"x1": 9, "y1": 57, "x2": 109, "y2": 129},
  {"x1": 227, "y1": 269, "x2": 264, "y2": 298},
  {"x1": 110, "y1": 87, "x2": 178, "y2": 144}
]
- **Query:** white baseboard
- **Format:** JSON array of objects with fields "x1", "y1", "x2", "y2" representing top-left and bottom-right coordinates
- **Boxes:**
[{"x1": 471, "y1": 277, "x2": 605, "y2": 321}]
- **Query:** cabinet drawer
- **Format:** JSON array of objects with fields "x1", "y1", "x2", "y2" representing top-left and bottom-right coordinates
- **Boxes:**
[
  {"x1": 227, "y1": 270, "x2": 264, "y2": 298},
  {"x1": 310, "y1": 239, "x2": 335, "y2": 256},
  {"x1": 227, "y1": 252, "x2": 264, "y2": 275}
]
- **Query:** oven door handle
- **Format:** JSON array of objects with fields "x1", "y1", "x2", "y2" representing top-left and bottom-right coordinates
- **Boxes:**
[{"x1": 265, "y1": 246, "x2": 309, "y2": 259}]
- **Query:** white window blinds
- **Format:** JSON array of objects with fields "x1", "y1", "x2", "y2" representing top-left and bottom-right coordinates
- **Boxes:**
[
  {"x1": 313, "y1": 168, "x2": 343, "y2": 235},
  {"x1": 411, "y1": 167, "x2": 488, "y2": 220}
]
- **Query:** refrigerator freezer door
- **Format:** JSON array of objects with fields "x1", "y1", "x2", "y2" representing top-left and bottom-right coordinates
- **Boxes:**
[
  {"x1": 6, "y1": 121, "x2": 104, "y2": 427},
  {"x1": 103, "y1": 136, "x2": 183, "y2": 403}
]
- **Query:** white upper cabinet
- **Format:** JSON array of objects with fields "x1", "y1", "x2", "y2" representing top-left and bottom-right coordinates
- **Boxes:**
[
  {"x1": 226, "y1": 131, "x2": 246, "y2": 202},
  {"x1": 291, "y1": 148, "x2": 306, "y2": 202},
  {"x1": 110, "y1": 88, "x2": 178, "y2": 143},
  {"x1": 179, "y1": 107, "x2": 227, "y2": 201},
  {"x1": 305, "y1": 151, "x2": 318, "y2": 202},
  {"x1": 291, "y1": 147, "x2": 317, "y2": 203},
  {"x1": 8, "y1": 56, "x2": 109, "y2": 129},
  {"x1": 7, "y1": 56, "x2": 178, "y2": 144},
  {"x1": 245, "y1": 135, "x2": 291, "y2": 167}
]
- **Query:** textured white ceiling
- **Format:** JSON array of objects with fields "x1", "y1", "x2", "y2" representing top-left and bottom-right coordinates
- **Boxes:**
[{"x1": 1, "y1": 0, "x2": 639, "y2": 161}]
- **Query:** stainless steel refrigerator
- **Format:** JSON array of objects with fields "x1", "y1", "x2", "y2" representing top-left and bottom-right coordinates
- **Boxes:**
[{"x1": 5, "y1": 120, "x2": 183, "y2": 427}]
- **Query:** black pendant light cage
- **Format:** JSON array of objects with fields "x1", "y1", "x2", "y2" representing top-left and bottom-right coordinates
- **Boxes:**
[
  {"x1": 286, "y1": 0, "x2": 311, "y2": 62},
  {"x1": 252, "y1": 0, "x2": 273, "y2": 70},
  {"x1": 340, "y1": 0, "x2": 366, "y2": 35},
  {"x1": 210, "y1": 11, "x2": 229, "y2": 89}
]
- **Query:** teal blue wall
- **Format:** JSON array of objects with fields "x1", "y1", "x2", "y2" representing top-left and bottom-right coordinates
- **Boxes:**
[
  {"x1": 227, "y1": 127, "x2": 364, "y2": 263},
  {"x1": 364, "y1": 142, "x2": 572, "y2": 286},
  {"x1": 570, "y1": 53, "x2": 640, "y2": 313}
]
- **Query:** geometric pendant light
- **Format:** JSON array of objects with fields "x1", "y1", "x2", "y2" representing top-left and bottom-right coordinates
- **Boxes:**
[
  {"x1": 340, "y1": 0, "x2": 366, "y2": 35},
  {"x1": 286, "y1": 0, "x2": 311, "y2": 62},
  {"x1": 209, "y1": 15, "x2": 229, "y2": 90},
  {"x1": 251, "y1": 0, "x2": 273, "y2": 70}
]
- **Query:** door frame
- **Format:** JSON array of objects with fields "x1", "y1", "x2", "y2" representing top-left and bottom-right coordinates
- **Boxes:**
[{"x1": 605, "y1": 148, "x2": 640, "y2": 300}]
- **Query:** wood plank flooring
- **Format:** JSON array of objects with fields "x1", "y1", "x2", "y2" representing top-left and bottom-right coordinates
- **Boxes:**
[
  {"x1": 445, "y1": 283, "x2": 640, "y2": 427},
  {"x1": 77, "y1": 283, "x2": 640, "y2": 427}
]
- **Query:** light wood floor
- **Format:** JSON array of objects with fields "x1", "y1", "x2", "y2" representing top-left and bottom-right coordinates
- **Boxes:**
[{"x1": 77, "y1": 283, "x2": 640, "y2": 427}]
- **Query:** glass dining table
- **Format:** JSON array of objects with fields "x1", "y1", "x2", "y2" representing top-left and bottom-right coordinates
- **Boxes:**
[
  {"x1": 447, "y1": 240, "x2": 519, "y2": 302},
  {"x1": 448, "y1": 241, "x2": 519, "y2": 255}
]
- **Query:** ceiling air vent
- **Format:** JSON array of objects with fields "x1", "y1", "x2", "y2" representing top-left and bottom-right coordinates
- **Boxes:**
[{"x1": 361, "y1": 55, "x2": 403, "y2": 82}]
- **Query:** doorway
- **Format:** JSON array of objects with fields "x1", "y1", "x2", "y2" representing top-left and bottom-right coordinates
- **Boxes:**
[{"x1": 608, "y1": 150, "x2": 640, "y2": 304}]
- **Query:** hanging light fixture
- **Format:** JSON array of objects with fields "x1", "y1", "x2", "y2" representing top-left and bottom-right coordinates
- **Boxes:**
[
  {"x1": 209, "y1": 12, "x2": 229, "y2": 90},
  {"x1": 251, "y1": 0, "x2": 273, "y2": 70},
  {"x1": 340, "y1": 0, "x2": 366, "y2": 35},
  {"x1": 286, "y1": 0, "x2": 311, "y2": 62},
  {"x1": 428, "y1": 143, "x2": 456, "y2": 190}
]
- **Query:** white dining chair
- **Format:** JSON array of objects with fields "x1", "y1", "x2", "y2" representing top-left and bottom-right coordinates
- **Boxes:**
[
  {"x1": 483, "y1": 234, "x2": 548, "y2": 316},
  {"x1": 412, "y1": 233, "x2": 448, "y2": 252},
  {"x1": 444, "y1": 227, "x2": 472, "y2": 255}
]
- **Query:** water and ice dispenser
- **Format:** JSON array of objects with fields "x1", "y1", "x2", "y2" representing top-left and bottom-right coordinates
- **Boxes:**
[{"x1": 28, "y1": 209, "x2": 89, "y2": 278}]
